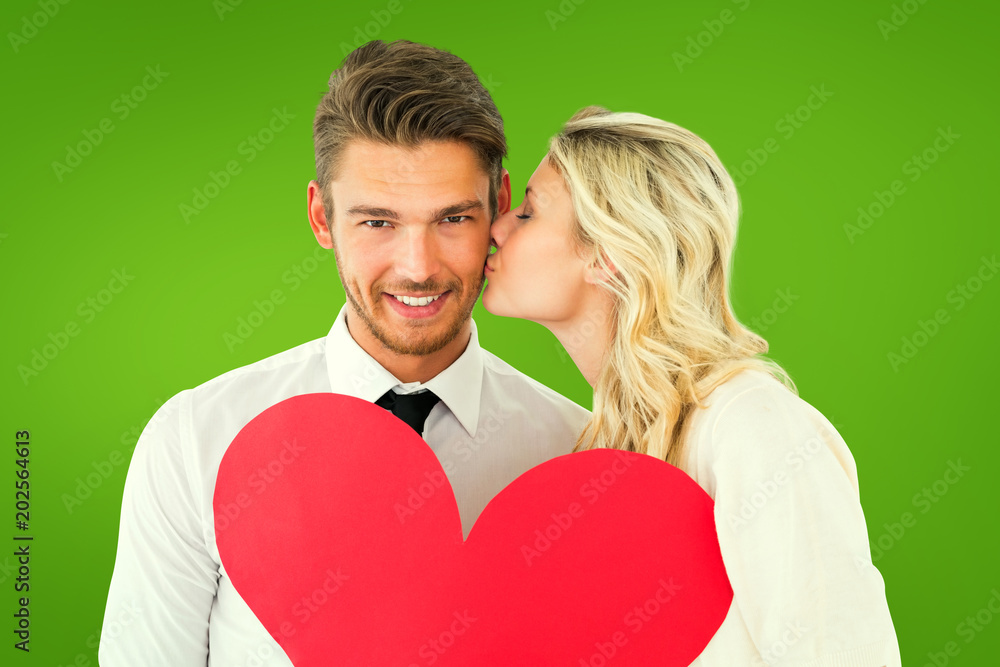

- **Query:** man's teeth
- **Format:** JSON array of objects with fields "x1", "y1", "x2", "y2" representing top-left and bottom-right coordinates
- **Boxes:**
[{"x1": 393, "y1": 294, "x2": 443, "y2": 307}]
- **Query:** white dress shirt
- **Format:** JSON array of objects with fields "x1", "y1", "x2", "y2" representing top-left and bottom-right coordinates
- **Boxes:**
[
  {"x1": 682, "y1": 370, "x2": 902, "y2": 666},
  {"x1": 99, "y1": 305, "x2": 590, "y2": 666}
]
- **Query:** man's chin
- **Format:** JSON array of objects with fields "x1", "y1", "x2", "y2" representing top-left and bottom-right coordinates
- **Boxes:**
[
  {"x1": 372, "y1": 324, "x2": 461, "y2": 356},
  {"x1": 369, "y1": 307, "x2": 469, "y2": 356},
  {"x1": 347, "y1": 286, "x2": 476, "y2": 357}
]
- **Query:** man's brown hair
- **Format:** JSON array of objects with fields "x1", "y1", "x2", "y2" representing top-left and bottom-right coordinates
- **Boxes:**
[{"x1": 313, "y1": 40, "x2": 507, "y2": 224}]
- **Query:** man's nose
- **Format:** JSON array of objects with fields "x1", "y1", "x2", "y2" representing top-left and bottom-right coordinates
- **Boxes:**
[{"x1": 395, "y1": 227, "x2": 442, "y2": 283}]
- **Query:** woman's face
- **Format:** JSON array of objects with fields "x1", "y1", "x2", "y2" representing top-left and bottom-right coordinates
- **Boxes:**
[{"x1": 483, "y1": 155, "x2": 592, "y2": 325}]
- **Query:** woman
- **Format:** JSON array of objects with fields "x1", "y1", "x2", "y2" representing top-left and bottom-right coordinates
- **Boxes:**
[{"x1": 483, "y1": 106, "x2": 901, "y2": 665}]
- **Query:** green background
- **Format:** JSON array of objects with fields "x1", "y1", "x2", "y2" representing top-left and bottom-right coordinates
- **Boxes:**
[{"x1": 2, "y1": 0, "x2": 997, "y2": 663}]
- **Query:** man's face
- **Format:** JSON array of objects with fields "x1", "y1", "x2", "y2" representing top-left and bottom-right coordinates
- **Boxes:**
[{"x1": 319, "y1": 139, "x2": 494, "y2": 356}]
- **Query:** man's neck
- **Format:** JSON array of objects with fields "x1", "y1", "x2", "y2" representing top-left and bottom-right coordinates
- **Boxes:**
[{"x1": 344, "y1": 310, "x2": 472, "y2": 384}]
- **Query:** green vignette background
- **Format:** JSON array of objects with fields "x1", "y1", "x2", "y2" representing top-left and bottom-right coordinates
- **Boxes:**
[{"x1": 2, "y1": 0, "x2": 998, "y2": 663}]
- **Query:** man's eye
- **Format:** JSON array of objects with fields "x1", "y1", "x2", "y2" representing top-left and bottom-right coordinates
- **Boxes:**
[
  {"x1": 443, "y1": 216, "x2": 469, "y2": 224},
  {"x1": 363, "y1": 220, "x2": 391, "y2": 228}
]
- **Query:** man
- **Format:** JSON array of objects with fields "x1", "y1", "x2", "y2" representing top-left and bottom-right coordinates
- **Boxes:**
[{"x1": 99, "y1": 40, "x2": 589, "y2": 665}]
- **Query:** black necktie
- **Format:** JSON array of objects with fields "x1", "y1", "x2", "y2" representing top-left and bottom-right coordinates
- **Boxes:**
[{"x1": 375, "y1": 389, "x2": 440, "y2": 436}]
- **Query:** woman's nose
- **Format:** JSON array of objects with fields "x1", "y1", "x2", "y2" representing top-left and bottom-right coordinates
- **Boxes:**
[{"x1": 490, "y1": 210, "x2": 515, "y2": 248}]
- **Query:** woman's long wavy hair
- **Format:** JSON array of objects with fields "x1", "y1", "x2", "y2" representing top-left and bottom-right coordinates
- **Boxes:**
[{"x1": 548, "y1": 106, "x2": 796, "y2": 466}]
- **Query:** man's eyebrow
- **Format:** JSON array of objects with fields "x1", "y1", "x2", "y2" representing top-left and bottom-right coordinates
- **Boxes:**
[
  {"x1": 431, "y1": 199, "x2": 483, "y2": 220},
  {"x1": 345, "y1": 200, "x2": 484, "y2": 221},
  {"x1": 345, "y1": 205, "x2": 400, "y2": 219}
]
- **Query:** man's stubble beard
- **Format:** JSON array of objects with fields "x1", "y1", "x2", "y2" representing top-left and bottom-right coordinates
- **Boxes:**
[{"x1": 335, "y1": 248, "x2": 484, "y2": 357}]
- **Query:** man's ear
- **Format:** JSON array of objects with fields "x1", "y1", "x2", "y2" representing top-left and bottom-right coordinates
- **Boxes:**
[
  {"x1": 497, "y1": 168, "x2": 512, "y2": 216},
  {"x1": 307, "y1": 180, "x2": 335, "y2": 249}
]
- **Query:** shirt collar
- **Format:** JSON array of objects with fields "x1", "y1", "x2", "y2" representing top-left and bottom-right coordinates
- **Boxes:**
[{"x1": 324, "y1": 304, "x2": 484, "y2": 438}]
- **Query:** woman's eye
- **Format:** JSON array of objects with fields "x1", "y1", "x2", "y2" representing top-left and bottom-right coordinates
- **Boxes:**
[
  {"x1": 363, "y1": 220, "x2": 390, "y2": 228},
  {"x1": 515, "y1": 213, "x2": 531, "y2": 221}
]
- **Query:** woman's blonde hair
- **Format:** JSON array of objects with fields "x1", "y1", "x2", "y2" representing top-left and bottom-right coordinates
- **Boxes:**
[{"x1": 548, "y1": 106, "x2": 796, "y2": 466}]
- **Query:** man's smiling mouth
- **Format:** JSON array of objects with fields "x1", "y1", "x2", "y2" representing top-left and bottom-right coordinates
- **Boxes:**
[{"x1": 389, "y1": 293, "x2": 445, "y2": 307}]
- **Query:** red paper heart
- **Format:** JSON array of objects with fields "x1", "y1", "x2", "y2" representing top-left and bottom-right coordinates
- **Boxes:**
[{"x1": 214, "y1": 393, "x2": 732, "y2": 666}]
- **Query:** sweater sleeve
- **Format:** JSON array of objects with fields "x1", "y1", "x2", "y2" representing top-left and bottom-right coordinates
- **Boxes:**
[
  {"x1": 706, "y1": 382, "x2": 902, "y2": 667},
  {"x1": 99, "y1": 391, "x2": 219, "y2": 666}
]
